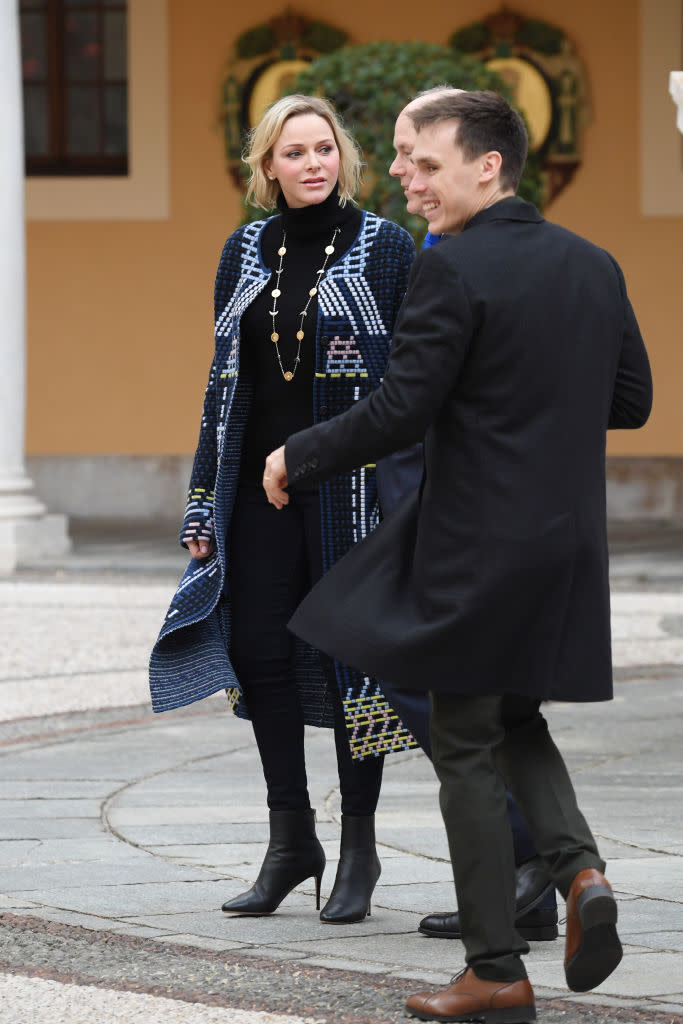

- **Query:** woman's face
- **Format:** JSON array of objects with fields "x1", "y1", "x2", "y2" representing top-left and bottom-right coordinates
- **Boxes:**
[{"x1": 264, "y1": 113, "x2": 340, "y2": 209}]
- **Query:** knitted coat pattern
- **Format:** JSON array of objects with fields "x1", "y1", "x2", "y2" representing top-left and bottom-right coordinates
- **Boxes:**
[{"x1": 149, "y1": 211, "x2": 418, "y2": 760}]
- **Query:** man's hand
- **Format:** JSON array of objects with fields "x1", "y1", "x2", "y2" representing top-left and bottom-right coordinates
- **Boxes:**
[
  {"x1": 263, "y1": 445, "x2": 289, "y2": 509},
  {"x1": 185, "y1": 538, "x2": 215, "y2": 559}
]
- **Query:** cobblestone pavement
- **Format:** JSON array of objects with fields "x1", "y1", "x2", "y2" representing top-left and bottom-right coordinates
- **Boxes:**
[
  {"x1": 0, "y1": 522, "x2": 682, "y2": 1023},
  {"x1": 1, "y1": 915, "x2": 681, "y2": 1024}
]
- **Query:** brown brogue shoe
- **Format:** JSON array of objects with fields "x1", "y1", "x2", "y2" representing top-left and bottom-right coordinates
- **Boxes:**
[
  {"x1": 405, "y1": 967, "x2": 536, "y2": 1023},
  {"x1": 564, "y1": 868, "x2": 622, "y2": 992}
]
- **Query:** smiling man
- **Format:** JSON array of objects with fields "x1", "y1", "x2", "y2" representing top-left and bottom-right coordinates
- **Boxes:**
[
  {"x1": 264, "y1": 90, "x2": 651, "y2": 1021},
  {"x1": 411, "y1": 118, "x2": 510, "y2": 234},
  {"x1": 383, "y1": 87, "x2": 561, "y2": 950}
]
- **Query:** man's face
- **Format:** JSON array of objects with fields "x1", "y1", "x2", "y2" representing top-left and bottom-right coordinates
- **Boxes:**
[
  {"x1": 408, "y1": 121, "x2": 484, "y2": 235},
  {"x1": 389, "y1": 111, "x2": 424, "y2": 216}
]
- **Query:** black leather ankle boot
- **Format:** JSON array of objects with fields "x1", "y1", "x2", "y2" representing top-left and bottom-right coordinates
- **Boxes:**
[
  {"x1": 320, "y1": 814, "x2": 381, "y2": 924},
  {"x1": 221, "y1": 808, "x2": 325, "y2": 914}
]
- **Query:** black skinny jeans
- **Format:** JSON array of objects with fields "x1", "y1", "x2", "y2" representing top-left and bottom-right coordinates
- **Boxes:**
[{"x1": 227, "y1": 483, "x2": 384, "y2": 816}]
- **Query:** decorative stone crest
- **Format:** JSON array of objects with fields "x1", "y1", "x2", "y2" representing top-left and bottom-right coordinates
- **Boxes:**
[
  {"x1": 450, "y1": 8, "x2": 591, "y2": 202},
  {"x1": 219, "y1": 11, "x2": 348, "y2": 186}
]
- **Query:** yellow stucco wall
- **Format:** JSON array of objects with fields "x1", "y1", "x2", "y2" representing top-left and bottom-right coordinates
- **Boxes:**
[{"x1": 25, "y1": 0, "x2": 682, "y2": 455}]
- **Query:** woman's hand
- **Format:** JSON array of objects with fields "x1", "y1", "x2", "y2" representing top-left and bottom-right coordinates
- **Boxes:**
[
  {"x1": 263, "y1": 446, "x2": 289, "y2": 509},
  {"x1": 185, "y1": 538, "x2": 215, "y2": 559}
]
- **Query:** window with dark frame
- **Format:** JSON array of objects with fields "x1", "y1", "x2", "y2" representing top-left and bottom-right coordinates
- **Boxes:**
[{"x1": 21, "y1": 0, "x2": 128, "y2": 176}]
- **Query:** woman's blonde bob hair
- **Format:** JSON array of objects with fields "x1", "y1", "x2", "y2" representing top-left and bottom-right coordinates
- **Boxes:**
[{"x1": 244, "y1": 94, "x2": 363, "y2": 211}]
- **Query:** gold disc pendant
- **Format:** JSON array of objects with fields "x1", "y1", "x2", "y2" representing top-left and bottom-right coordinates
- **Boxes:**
[
  {"x1": 271, "y1": 332, "x2": 279, "y2": 342},
  {"x1": 296, "y1": 330, "x2": 304, "y2": 341},
  {"x1": 284, "y1": 371, "x2": 294, "y2": 381}
]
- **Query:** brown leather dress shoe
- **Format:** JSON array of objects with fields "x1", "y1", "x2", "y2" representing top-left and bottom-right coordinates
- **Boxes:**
[
  {"x1": 564, "y1": 868, "x2": 622, "y2": 992},
  {"x1": 406, "y1": 967, "x2": 536, "y2": 1023}
]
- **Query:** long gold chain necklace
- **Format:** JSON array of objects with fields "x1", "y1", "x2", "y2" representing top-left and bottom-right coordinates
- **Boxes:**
[{"x1": 269, "y1": 226, "x2": 341, "y2": 382}]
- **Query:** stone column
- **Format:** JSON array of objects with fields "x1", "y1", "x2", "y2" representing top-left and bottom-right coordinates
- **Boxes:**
[
  {"x1": 0, "y1": 5, "x2": 69, "y2": 572},
  {"x1": 670, "y1": 72, "x2": 683, "y2": 132}
]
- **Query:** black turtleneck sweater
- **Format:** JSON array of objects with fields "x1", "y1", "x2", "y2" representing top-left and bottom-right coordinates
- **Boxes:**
[{"x1": 239, "y1": 188, "x2": 362, "y2": 483}]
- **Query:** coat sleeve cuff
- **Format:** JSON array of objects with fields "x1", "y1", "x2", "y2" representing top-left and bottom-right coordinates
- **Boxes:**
[
  {"x1": 179, "y1": 489, "x2": 215, "y2": 549},
  {"x1": 285, "y1": 429, "x2": 321, "y2": 488}
]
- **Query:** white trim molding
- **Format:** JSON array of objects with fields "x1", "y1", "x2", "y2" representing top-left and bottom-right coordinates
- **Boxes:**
[
  {"x1": 640, "y1": 0, "x2": 683, "y2": 215},
  {"x1": 25, "y1": 0, "x2": 169, "y2": 221}
]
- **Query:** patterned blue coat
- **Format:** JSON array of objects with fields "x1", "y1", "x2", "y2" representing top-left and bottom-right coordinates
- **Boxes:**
[{"x1": 149, "y1": 211, "x2": 419, "y2": 759}]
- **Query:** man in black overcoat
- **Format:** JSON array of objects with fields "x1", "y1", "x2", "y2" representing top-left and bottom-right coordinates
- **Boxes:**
[
  {"x1": 264, "y1": 91, "x2": 652, "y2": 1022},
  {"x1": 381, "y1": 86, "x2": 561, "y2": 946}
]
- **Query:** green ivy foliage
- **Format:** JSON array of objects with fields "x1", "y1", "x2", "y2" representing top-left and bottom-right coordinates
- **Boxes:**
[{"x1": 283, "y1": 41, "x2": 546, "y2": 240}]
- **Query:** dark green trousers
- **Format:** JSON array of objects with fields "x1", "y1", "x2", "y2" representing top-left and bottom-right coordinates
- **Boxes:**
[{"x1": 430, "y1": 692, "x2": 605, "y2": 982}]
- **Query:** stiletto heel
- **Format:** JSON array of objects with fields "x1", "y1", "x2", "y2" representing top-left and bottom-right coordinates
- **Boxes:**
[{"x1": 221, "y1": 808, "x2": 325, "y2": 915}]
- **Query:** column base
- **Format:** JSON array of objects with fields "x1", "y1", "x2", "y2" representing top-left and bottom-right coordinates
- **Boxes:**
[{"x1": 0, "y1": 513, "x2": 71, "y2": 573}]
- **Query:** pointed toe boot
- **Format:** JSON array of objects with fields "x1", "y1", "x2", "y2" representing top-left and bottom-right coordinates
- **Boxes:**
[
  {"x1": 320, "y1": 814, "x2": 381, "y2": 924},
  {"x1": 221, "y1": 808, "x2": 325, "y2": 915}
]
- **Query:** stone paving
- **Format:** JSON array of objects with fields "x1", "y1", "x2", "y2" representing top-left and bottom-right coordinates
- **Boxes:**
[
  {"x1": 1, "y1": 970, "x2": 321, "y2": 1024},
  {"x1": 0, "y1": 522, "x2": 682, "y2": 1023}
]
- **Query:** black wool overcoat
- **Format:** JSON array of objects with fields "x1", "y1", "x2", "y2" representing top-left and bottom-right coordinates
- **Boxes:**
[{"x1": 284, "y1": 198, "x2": 653, "y2": 703}]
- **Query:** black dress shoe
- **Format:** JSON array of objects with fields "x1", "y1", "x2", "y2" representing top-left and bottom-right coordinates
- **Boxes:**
[{"x1": 418, "y1": 856, "x2": 558, "y2": 941}]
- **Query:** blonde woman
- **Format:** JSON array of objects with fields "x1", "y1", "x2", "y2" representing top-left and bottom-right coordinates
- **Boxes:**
[{"x1": 150, "y1": 95, "x2": 416, "y2": 923}]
